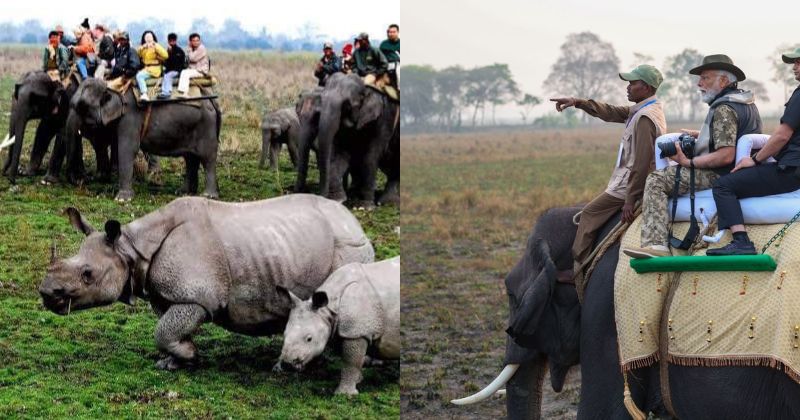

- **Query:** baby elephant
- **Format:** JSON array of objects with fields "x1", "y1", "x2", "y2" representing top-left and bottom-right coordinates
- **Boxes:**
[
  {"x1": 260, "y1": 107, "x2": 300, "y2": 170},
  {"x1": 277, "y1": 256, "x2": 400, "y2": 395}
]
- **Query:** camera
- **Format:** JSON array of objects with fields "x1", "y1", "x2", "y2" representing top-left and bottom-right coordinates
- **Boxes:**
[{"x1": 659, "y1": 133, "x2": 696, "y2": 159}]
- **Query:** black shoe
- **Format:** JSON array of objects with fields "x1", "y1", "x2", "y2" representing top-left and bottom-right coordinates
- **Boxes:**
[
  {"x1": 156, "y1": 93, "x2": 171, "y2": 100},
  {"x1": 706, "y1": 239, "x2": 757, "y2": 256}
]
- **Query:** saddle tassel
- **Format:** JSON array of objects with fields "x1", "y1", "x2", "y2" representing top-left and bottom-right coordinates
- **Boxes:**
[{"x1": 623, "y1": 371, "x2": 647, "y2": 420}]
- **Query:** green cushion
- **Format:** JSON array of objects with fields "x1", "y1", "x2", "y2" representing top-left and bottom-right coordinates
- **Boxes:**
[{"x1": 630, "y1": 254, "x2": 777, "y2": 274}]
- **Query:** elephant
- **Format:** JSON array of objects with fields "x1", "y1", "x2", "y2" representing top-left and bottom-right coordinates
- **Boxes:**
[
  {"x1": 38, "y1": 194, "x2": 375, "y2": 370},
  {"x1": 1, "y1": 71, "x2": 90, "y2": 184},
  {"x1": 294, "y1": 73, "x2": 399, "y2": 208},
  {"x1": 64, "y1": 78, "x2": 221, "y2": 201},
  {"x1": 454, "y1": 207, "x2": 800, "y2": 419},
  {"x1": 260, "y1": 107, "x2": 301, "y2": 170},
  {"x1": 294, "y1": 87, "x2": 323, "y2": 189}
]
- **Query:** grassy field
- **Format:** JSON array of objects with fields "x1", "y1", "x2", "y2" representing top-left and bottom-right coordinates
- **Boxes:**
[
  {"x1": 0, "y1": 46, "x2": 399, "y2": 418},
  {"x1": 399, "y1": 122, "x2": 780, "y2": 418}
]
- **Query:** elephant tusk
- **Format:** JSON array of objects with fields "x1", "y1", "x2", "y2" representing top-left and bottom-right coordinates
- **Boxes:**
[
  {"x1": 0, "y1": 135, "x2": 15, "y2": 150},
  {"x1": 67, "y1": 298, "x2": 71, "y2": 316},
  {"x1": 450, "y1": 364, "x2": 519, "y2": 405}
]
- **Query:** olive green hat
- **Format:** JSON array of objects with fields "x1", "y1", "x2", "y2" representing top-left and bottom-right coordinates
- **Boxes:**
[
  {"x1": 781, "y1": 47, "x2": 800, "y2": 64},
  {"x1": 689, "y1": 54, "x2": 746, "y2": 81},
  {"x1": 619, "y1": 64, "x2": 664, "y2": 89}
]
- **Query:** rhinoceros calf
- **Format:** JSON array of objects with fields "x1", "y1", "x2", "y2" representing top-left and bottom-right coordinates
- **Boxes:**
[
  {"x1": 277, "y1": 256, "x2": 400, "y2": 395},
  {"x1": 39, "y1": 194, "x2": 374, "y2": 370}
]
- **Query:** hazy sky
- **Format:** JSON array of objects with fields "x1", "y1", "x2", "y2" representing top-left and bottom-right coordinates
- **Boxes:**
[
  {"x1": 4, "y1": 0, "x2": 399, "y2": 41},
  {"x1": 403, "y1": 0, "x2": 797, "y2": 120}
]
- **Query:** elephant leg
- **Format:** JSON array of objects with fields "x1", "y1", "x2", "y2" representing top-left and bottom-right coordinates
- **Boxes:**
[
  {"x1": 269, "y1": 141, "x2": 282, "y2": 170},
  {"x1": 287, "y1": 138, "x2": 299, "y2": 168},
  {"x1": 335, "y1": 338, "x2": 368, "y2": 395},
  {"x1": 90, "y1": 137, "x2": 112, "y2": 182},
  {"x1": 116, "y1": 129, "x2": 140, "y2": 202},
  {"x1": 67, "y1": 138, "x2": 87, "y2": 185},
  {"x1": 507, "y1": 356, "x2": 547, "y2": 420},
  {"x1": 43, "y1": 132, "x2": 67, "y2": 184},
  {"x1": 181, "y1": 155, "x2": 200, "y2": 195},
  {"x1": 352, "y1": 152, "x2": 379, "y2": 208},
  {"x1": 27, "y1": 120, "x2": 55, "y2": 175},
  {"x1": 328, "y1": 150, "x2": 349, "y2": 203},
  {"x1": 154, "y1": 303, "x2": 207, "y2": 371},
  {"x1": 200, "y1": 154, "x2": 219, "y2": 199}
]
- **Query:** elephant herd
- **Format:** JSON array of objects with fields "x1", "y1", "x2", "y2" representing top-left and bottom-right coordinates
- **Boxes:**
[{"x1": 2, "y1": 70, "x2": 399, "y2": 208}]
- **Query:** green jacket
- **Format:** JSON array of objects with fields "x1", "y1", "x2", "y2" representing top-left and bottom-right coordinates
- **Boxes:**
[
  {"x1": 379, "y1": 39, "x2": 400, "y2": 63},
  {"x1": 354, "y1": 45, "x2": 388, "y2": 77},
  {"x1": 42, "y1": 44, "x2": 70, "y2": 76}
]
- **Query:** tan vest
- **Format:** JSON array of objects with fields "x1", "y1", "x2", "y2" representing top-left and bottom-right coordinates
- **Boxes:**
[{"x1": 605, "y1": 96, "x2": 667, "y2": 199}]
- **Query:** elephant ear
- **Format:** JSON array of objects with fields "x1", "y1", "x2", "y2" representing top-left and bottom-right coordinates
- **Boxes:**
[
  {"x1": 506, "y1": 240, "x2": 556, "y2": 343},
  {"x1": 100, "y1": 90, "x2": 124, "y2": 125},
  {"x1": 336, "y1": 277, "x2": 384, "y2": 341},
  {"x1": 355, "y1": 89, "x2": 384, "y2": 130}
]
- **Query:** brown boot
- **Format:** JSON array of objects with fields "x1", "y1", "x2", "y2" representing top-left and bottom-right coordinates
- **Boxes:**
[{"x1": 622, "y1": 245, "x2": 671, "y2": 259}]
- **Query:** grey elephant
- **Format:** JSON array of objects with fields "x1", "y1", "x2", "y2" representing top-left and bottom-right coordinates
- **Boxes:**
[
  {"x1": 277, "y1": 256, "x2": 399, "y2": 395},
  {"x1": 2, "y1": 71, "x2": 106, "y2": 185},
  {"x1": 294, "y1": 73, "x2": 399, "y2": 208},
  {"x1": 294, "y1": 87, "x2": 323, "y2": 186},
  {"x1": 38, "y1": 194, "x2": 375, "y2": 370},
  {"x1": 64, "y1": 78, "x2": 221, "y2": 201},
  {"x1": 260, "y1": 107, "x2": 301, "y2": 170},
  {"x1": 454, "y1": 208, "x2": 800, "y2": 419}
]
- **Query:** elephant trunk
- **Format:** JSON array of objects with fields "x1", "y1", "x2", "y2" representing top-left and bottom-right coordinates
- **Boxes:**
[
  {"x1": 506, "y1": 356, "x2": 547, "y2": 420},
  {"x1": 63, "y1": 110, "x2": 83, "y2": 178},
  {"x1": 4, "y1": 98, "x2": 30, "y2": 183},
  {"x1": 451, "y1": 364, "x2": 519, "y2": 405},
  {"x1": 316, "y1": 97, "x2": 342, "y2": 198},
  {"x1": 260, "y1": 129, "x2": 271, "y2": 169},
  {"x1": 294, "y1": 116, "x2": 319, "y2": 192}
]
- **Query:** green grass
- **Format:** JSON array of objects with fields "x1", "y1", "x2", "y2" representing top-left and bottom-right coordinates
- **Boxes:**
[{"x1": 0, "y1": 65, "x2": 399, "y2": 419}]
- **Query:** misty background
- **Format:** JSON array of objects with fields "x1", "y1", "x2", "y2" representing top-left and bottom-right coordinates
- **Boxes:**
[{"x1": 402, "y1": 0, "x2": 798, "y2": 132}]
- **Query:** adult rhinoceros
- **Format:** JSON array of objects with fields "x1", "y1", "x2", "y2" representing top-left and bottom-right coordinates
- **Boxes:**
[{"x1": 39, "y1": 194, "x2": 375, "y2": 370}]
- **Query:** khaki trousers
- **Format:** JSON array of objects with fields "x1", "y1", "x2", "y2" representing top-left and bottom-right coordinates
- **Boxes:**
[{"x1": 572, "y1": 192, "x2": 625, "y2": 265}]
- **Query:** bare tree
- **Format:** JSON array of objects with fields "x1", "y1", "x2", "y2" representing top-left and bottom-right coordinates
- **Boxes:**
[
  {"x1": 662, "y1": 48, "x2": 705, "y2": 121},
  {"x1": 543, "y1": 32, "x2": 622, "y2": 113},
  {"x1": 517, "y1": 93, "x2": 541, "y2": 125}
]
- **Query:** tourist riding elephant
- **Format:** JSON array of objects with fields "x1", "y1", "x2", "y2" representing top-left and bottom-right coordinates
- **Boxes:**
[
  {"x1": 260, "y1": 107, "x2": 301, "y2": 170},
  {"x1": 454, "y1": 207, "x2": 800, "y2": 419},
  {"x1": 1, "y1": 71, "x2": 91, "y2": 184},
  {"x1": 294, "y1": 73, "x2": 399, "y2": 207},
  {"x1": 64, "y1": 78, "x2": 221, "y2": 201}
]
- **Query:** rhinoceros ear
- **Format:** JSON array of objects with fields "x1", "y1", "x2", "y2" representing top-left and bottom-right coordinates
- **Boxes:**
[
  {"x1": 64, "y1": 207, "x2": 95, "y2": 236},
  {"x1": 311, "y1": 292, "x2": 328, "y2": 310},
  {"x1": 276, "y1": 286, "x2": 303, "y2": 307},
  {"x1": 104, "y1": 220, "x2": 121, "y2": 246}
]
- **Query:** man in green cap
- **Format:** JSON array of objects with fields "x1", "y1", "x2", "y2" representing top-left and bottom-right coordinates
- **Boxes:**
[
  {"x1": 550, "y1": 64, "x2": 667, "y2": 287},
  {"x1": 353, "y1": 32, "x2": 389, "y2": 87},
  {"x1": 624, "y1": 54, "x2": 763, "y2": 259},
  {"x1": 703, "y1": 48, "x2": 800, "y2": 255}
]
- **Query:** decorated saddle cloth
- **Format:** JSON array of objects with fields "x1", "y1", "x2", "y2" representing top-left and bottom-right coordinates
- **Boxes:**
[{"x1": 615, "y1": 217, "x2": 800, "y2": 382}]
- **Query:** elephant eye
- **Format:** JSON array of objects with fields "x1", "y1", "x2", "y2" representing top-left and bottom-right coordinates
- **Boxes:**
[{"x1": 306, "y1": 336, "x2": 312, "y2": 343}]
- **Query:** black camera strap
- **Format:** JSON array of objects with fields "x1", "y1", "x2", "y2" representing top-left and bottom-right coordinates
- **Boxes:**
[{"x1": 668, "y1": 161, "x2": 700, "y2": 250}]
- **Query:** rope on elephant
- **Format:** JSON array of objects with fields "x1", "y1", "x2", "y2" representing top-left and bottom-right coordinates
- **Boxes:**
[
  {"x1": 139, "y1": 104, "x2": 153, "y2": 139},
  {"x1": 575, "y1": 204, "x2": 642, "y2": 303}
]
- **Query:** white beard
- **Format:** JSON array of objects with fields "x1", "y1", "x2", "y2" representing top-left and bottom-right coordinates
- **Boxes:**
[{"x1": 701, "y1": 88, "x2": 721, "y2": 104}]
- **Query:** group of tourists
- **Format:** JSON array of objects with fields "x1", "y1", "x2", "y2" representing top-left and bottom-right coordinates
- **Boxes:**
[
  {"x1": 313, "y1": 24, "x2": 400, "y2": 89},
  {"x1": 43, "y1": 18, "x2": 211, "y2": 101},
  {"x1": 550, "y1": 49, "x2": 800, "y2": 281}
]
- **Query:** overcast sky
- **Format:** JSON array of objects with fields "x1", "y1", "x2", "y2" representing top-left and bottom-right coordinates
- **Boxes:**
[
  {"x1": 403, "y1": 0, "x2": 797, "y2": 120},
  {"x1": 4, "y1": 0, "x2": 399, "y2": 41}
]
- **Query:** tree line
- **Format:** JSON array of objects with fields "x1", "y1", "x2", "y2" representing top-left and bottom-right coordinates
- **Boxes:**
[
  {"x1": 403, "y1": 31, "x2": 799, "y2": 132},
  {"x1": 0, "y1": 18, "x2": 352, "y2": 51}
]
